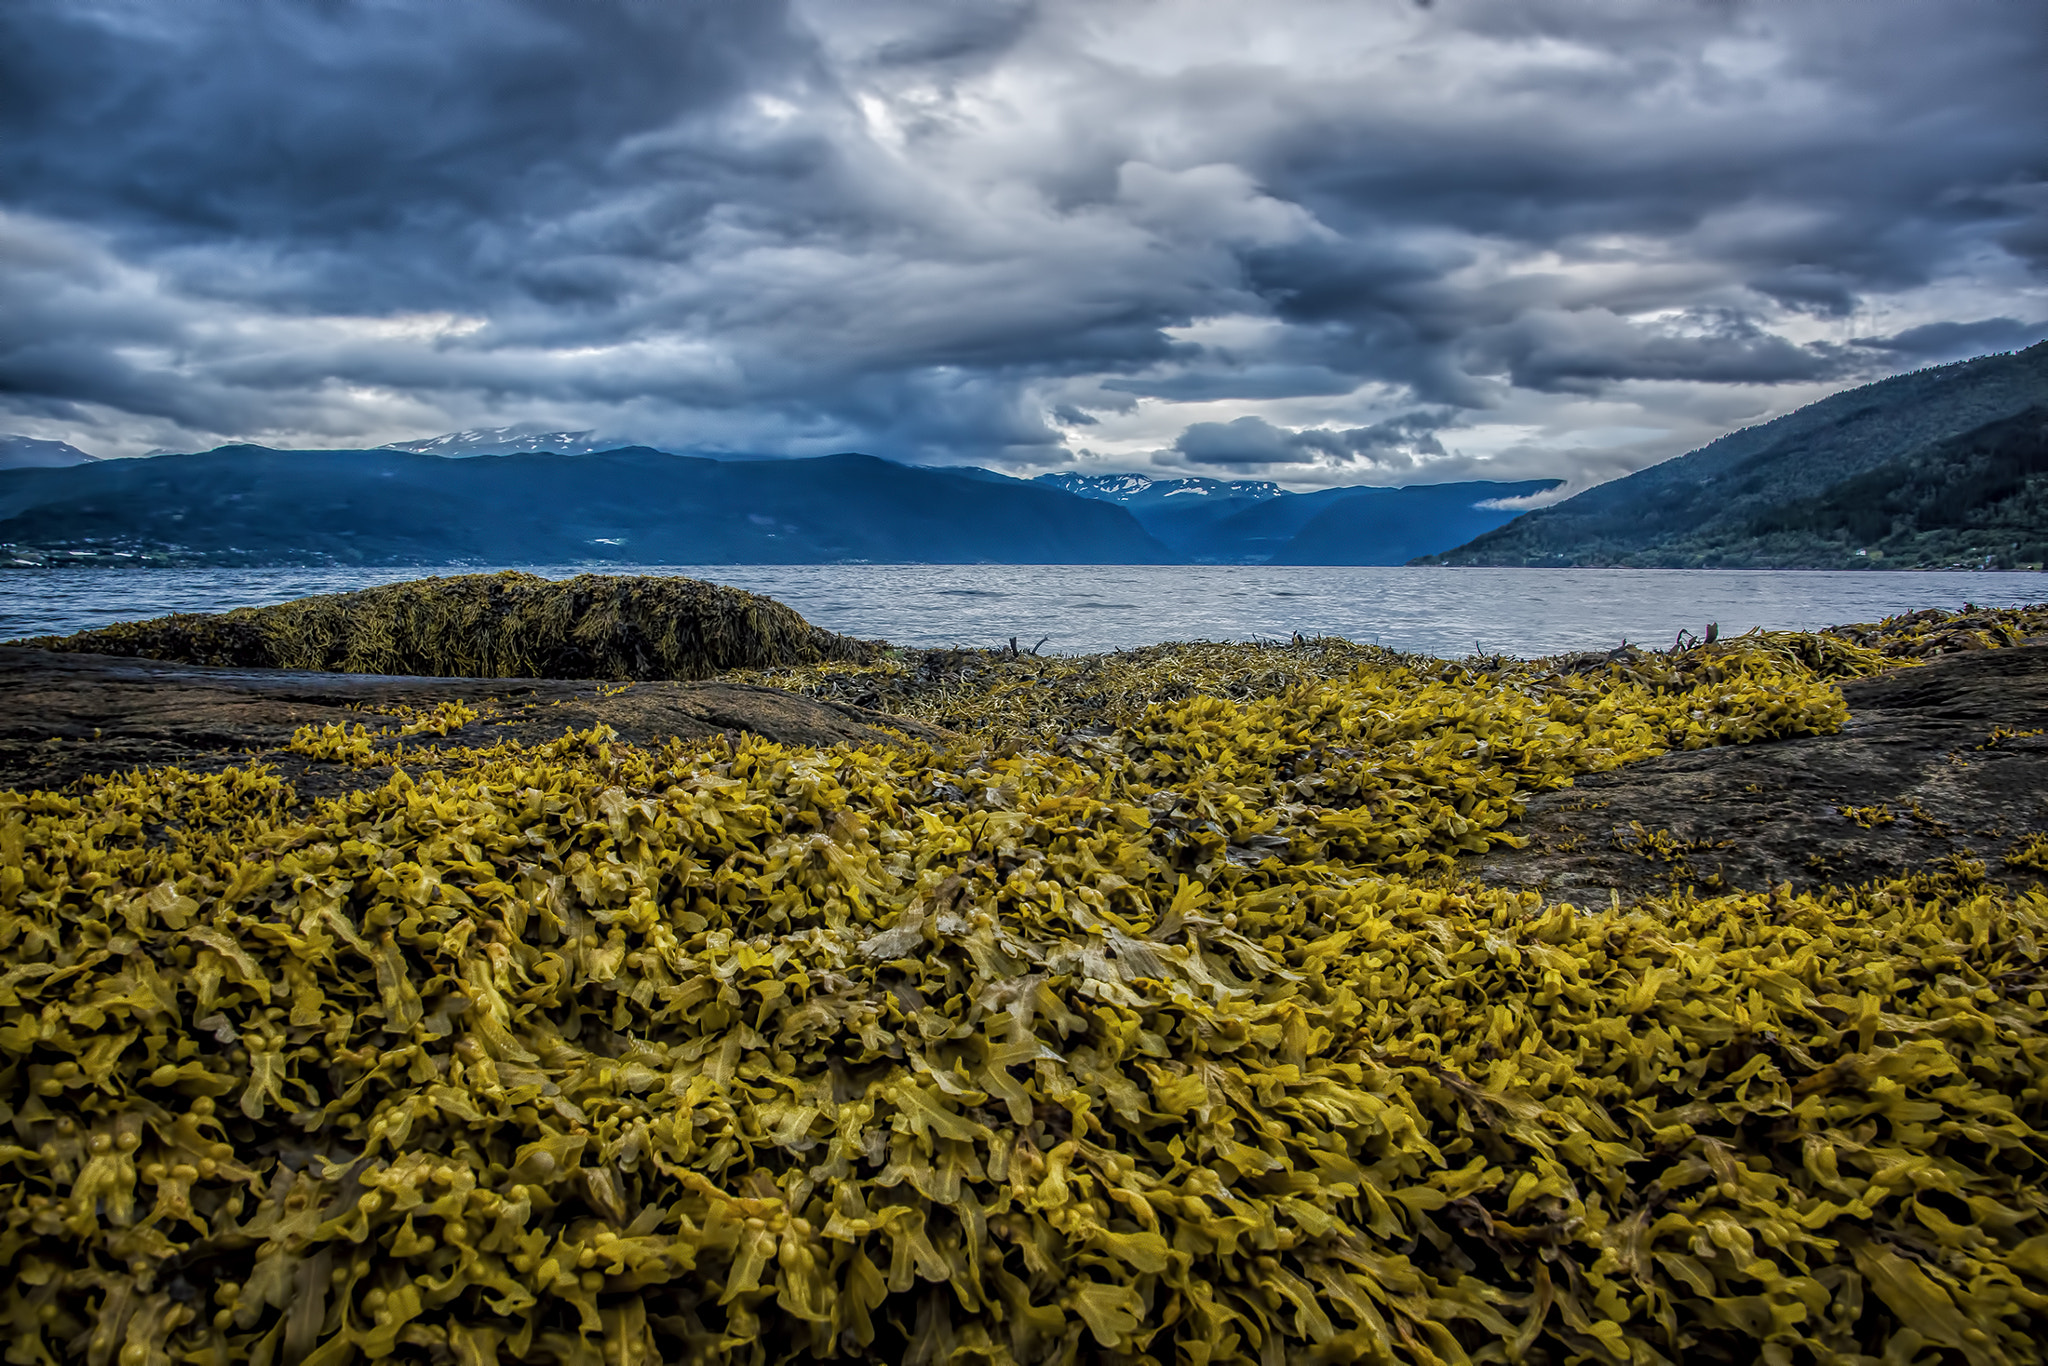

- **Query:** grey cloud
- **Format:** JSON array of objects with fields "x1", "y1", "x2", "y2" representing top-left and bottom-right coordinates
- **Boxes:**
[
  {"x1": 867, "y1": 1, "x2": 1037, "y2": 69},
  {"x1": 1468, "y1": 309, "x2": 1849, "y2": 393},
  {"x1": 0, "y1": 0, "x2": 815, "y2": 316},
  {"x1": 1171, "y1": 410, "x2": 1452, "y2": 471},
  {"x1": 1103, "y1": 365, "x2": 1360, "y2": 402},
  {"x1": 1994, "y1": 183, "x2": 2048, "y2": 268},
  {"x1": 2005, "y1": 221, "x2": 2048, "y2": 270},
  {"x1": 1333, "y1": 411, "x2": 1454, "y2": 467},
  {"x1": 0, "y1": 0, "x2": 2043, "y2": 475},
  {"x1": 1172, "y1": 416, "x2": 1306, "y2": 466},
  {"x1": 1854, "y1": 318, "x2": 2048, "y2": 362}
]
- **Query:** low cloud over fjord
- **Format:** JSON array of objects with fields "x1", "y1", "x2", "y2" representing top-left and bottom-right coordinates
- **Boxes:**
[{"x1": 2, "y1": 0, "x2": 2045, "y2": 489}]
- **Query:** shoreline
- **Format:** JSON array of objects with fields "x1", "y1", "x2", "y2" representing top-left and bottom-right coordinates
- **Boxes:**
[{"x1": 8, "y1": 546, "x2": 2047, "y2": 571}]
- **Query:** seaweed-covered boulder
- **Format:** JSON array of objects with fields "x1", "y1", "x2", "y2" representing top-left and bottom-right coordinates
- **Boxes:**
[{"x1": 15, "y1": 571, "x2": 880, "y2": 680}]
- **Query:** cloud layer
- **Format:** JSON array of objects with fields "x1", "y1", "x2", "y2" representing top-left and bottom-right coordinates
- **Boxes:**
[{"x1": 2, "y1": 0, "x2": 2045, "y2": 487}]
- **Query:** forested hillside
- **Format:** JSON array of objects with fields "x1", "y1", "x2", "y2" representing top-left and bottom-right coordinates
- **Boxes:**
[
  {"x1": 1425, "y1": 342, "x2": 2048, "y2": 568},
  {"x1": 1735, "y1": 407, "x2": 2048, "y2": 568}
]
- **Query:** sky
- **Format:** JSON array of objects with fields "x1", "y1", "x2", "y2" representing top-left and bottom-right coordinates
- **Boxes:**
[{"x1": 2, "y1": 0, "x2": 2045, "y2": 492}]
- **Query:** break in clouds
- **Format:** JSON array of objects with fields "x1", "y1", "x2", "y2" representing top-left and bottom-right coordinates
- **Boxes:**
[{"x1": 2, "y1": 0, "x2": 2045, "y2": 490}]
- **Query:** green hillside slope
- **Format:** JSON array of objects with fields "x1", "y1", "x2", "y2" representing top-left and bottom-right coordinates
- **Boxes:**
[
  {"x1": 1425, "y1": 341, "x2": 2048, "y2": 568},
  {"x1": 1735, "y1": 406, "x2": 2048, "y2": 568}
]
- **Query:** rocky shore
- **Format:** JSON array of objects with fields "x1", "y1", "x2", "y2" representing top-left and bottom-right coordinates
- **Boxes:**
[
  {"x1": 1479, "y1": 638, "x2": 2048, "y2": 896},
  {"x1": 0, "y1": 644, "x2": 941, "y2": 797}
]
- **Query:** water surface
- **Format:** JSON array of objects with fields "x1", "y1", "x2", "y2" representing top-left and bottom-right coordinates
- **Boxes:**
[{"x1": 2, "y1": 564, "x2": 2041, "y2": 659}]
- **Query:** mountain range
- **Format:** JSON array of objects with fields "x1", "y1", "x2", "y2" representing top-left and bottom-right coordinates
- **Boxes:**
[
  {"x1": 0, "y1": 449, "x2": 1168, "y2": 567},
  {"x1": 0, "y1": 446, "x2": 1551, "y2": 569},
  {"x1": 1426, "y1": 341, "x2": 2048, "y2": 569},
  {"x1": 12, "y1": 342, "x2": 2044, "y2": 571}
]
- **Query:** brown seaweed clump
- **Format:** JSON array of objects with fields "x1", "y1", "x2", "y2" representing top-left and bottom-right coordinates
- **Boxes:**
[{"x1": 12, "y1": 572, "x2": 881, "y2": 681}]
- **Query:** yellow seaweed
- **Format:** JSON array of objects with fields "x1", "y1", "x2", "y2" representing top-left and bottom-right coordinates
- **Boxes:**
[{"x1": 1, "y1": 606, "x2": 2046, "y2": 1364}]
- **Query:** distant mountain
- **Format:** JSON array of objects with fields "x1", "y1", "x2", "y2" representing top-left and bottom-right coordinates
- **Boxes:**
[
  {"x1": 0, "y1": 435, "x2": 98, "y2": 470},
  {"x1": 381, "y1": 427, "x2": 623, "y2": 457},
  {"x1": 0, "y1": 441, "x2": 1569, "y2": 568},
  {"x1": 1269, "y1": 482, "x2": 1563, "y2": 565},
  {"x1": 0, "y1": 446, "x2": 1174, "y2": 566},
  {"x1": 1427, "y1": 342, "x2": 2048, "y2": 568},
  {"x1": 1165, "y1": 480, "x2": 1559, "y2": 565},
  {"x1": 1031, "y1": 470, "x2": 1554, "y2": 562},
  {"x1": 1034, "y1": 473, "x2": 1288, "y2": 559}
]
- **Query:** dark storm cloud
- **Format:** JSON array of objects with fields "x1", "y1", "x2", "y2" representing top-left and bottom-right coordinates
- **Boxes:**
[
  {"x1": 0, "y1": 0, "x2": 806, "y2": 309},
  {"x1": 0, "y1": 0, "x2": 2043, "y2": 476}
]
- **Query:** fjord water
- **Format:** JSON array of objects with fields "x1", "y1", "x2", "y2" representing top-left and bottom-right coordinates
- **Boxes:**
[{"x1": 3, "y1": 565, "x2": 2043, "y2": 659}]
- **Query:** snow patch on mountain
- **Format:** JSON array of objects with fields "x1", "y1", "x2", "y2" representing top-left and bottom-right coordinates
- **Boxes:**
[
  {"x1": 1034, "y1": 473, "x2": 1285, "y2": 505},
  {"x1": 381, "y1": 427, "x2": 621, "y2": 457}
]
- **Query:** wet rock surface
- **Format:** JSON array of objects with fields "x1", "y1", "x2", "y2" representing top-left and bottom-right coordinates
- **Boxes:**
[
  {"x1": 1476, "y1": 641, "x2": 2048, "y2": 898},
  {"x1": 0, "y1": 645, "x2": 944, "y2": 795}
]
